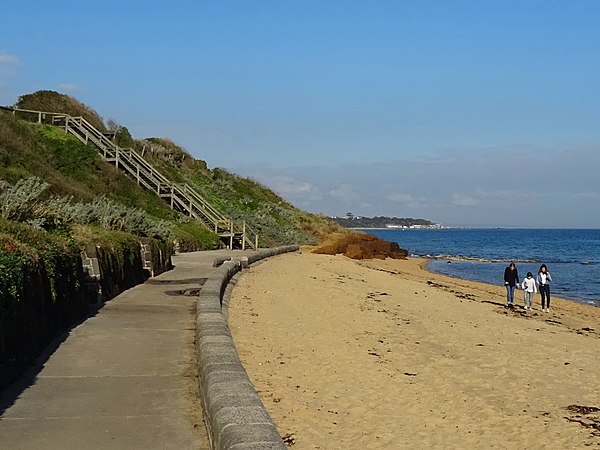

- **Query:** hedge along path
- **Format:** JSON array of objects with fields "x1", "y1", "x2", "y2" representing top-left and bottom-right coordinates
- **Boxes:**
[{"x1": 197, "y1": 246, "x2": 299, "y2": 450}]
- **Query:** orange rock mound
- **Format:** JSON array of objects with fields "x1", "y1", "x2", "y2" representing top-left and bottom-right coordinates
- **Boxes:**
[{"x1": 312, "y1": 232, "x2": 408, "y2": 260}]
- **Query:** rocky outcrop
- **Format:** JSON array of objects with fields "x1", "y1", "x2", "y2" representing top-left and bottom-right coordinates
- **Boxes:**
[{"x1": 312, "y1": 232, "x2": 408, "y2": 260}]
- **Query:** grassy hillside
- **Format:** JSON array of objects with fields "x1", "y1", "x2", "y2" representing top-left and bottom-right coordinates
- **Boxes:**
[
  {"x1": 2, "y1": 90, "x2": 344, "y2": 247},
  {"x1": 138, "y1": 137, "x2": 342, "y2": 246},
  {"x1": 0, "y1": 109, "x2": 219, "y2": 250},
  {"x1": 0, "y1": 89, "x2": 346, "y2": 388}
]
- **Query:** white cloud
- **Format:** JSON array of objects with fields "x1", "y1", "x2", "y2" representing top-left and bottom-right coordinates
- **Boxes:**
[
  {"x1": 268, "y1": 176, "x2": 321, "y2": 198},
  {"x1": 386, "y1": 192, "x2": 415, "y2": 203},
  {"x1": 472, "y1": 189, "x2": 538, "y2": 205},
  {"x1": 0, "y1": 52, "x2": 19, "y2": 65},
  {"x1": 474, "y1": 189, "x2": 521, "y2": 199},
  {"x1": 329, "y1": 183, "x2": 360, "y2": 203},
  {"x1": 228, "y1": 146, "x2": 600, "y2": 227},
  {"x1": 385, "y1": 192, "x2": 431, "y2": 209},
  {"x1": 451, "y1": 193, "x2": 481, "y2": 207},
  {"x1": 249, "y1": 175, "x2": 323, "y2": 210},
  {"x1": 574, "y1": 192, "x2": 600, "y2": 199}
]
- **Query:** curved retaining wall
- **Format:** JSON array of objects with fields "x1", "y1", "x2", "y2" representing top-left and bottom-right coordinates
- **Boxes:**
[{"x1": 196, "y1": 245, "x2": 299, "y2": 450}]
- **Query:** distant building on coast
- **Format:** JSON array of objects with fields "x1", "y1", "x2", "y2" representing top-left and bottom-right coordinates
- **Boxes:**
[{"x1": 384, "y1": 223, "x2": 445, "y2": 229}]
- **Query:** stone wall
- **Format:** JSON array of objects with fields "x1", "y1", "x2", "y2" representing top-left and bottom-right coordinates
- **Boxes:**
[
  {"x1": 196, "y1": 246, "x2": 299, "y2": 450},
  {"x1": 1, "y1": 239, "x2": 173, "y2": 391},
  {"x1": 0, "y1": 251, "x2": 86, "y2": 389}
]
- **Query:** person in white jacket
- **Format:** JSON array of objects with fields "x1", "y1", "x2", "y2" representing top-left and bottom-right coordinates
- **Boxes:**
[{"x1": 522, "y1": 272, "x2": 537, "y2": 310}]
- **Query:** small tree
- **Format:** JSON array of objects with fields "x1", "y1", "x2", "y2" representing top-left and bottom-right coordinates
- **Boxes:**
[{"x1": 106, "y1": 119, "x2": 135, "y2": 148}]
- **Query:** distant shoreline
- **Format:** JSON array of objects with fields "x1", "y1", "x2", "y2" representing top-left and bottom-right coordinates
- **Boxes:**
[
  {"x1": 420, "y1": 258, "x2": 599, "y2": 308},
  {"x1": 350, "y1": 227, "x2": 450, "y2": 230},
  {"x1": 358, "y1": 226, "x2": 600, "y2": 230},
  {"x1": 362, "y1": 227, "x2": 600, "y2": 306}
]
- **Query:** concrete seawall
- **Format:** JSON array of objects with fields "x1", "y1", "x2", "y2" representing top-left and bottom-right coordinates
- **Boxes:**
[{"x1": 196, "y1": 246, "x2": 298, "y2": 450}]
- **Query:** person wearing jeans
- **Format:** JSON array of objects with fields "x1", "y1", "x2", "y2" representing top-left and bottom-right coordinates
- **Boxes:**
[
  {"x1": 537, "y1": 264, "x2": 553, "y2": 312},
  {"x1": 504, "y1": 262, "x2": 519, "y2": 307},
  {"x1": 522, "y1": 272, "x2": 537, "y2": 310}
]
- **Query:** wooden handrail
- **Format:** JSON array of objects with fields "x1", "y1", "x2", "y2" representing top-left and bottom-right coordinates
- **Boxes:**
[{"x1": 1, "y1": 106, "x2": 259, "y2": 249}]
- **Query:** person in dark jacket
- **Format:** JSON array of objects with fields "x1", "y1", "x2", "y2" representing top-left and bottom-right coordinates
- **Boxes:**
[{"x1": 503, "y1": 262, "x2": 519, "y2": 307}]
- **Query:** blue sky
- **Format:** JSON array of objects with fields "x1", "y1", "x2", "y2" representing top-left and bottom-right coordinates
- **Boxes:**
[{"x1": 1, "y1": 1, "x2": 599, "y2": 227}]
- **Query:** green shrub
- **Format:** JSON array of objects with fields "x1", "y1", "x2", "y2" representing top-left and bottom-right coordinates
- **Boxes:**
[
  {"x1": 0, "y1": 250, "x2": 25, "y2": 302},
  {"x1": 173, "y1": 221, "x2": 219, "y2": 251},
  {"x1": 0, "y1": 177, "x2": 50, "y2": 223},
  {"x1": 39, "y1": 126, "x2": 98, "y2": 179},
  {"x1": 47, "y1": 195, "x2": 173, "y2": 240},
  {"x1": 0, "y1": 176, "x2": 179, "y2": 241},
  {"x1": 15, "y1": 90, "x2": 106, "y2": 131},
  {"x1": 106, "y1": 120, "x2": 136, "y2": 149}
]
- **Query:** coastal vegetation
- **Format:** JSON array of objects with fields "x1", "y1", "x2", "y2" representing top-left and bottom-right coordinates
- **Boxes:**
[
  {"x1": 0, "y1": 90, "x2": 344, "y2": 388},
  {"x1": 1, "y1": 90, "x2": 346, "y2": 245}
]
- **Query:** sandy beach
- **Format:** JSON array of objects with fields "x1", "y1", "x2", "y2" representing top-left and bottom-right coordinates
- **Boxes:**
[{"x1": 229, "y1": 251, "x2": 600, "y2": 449}]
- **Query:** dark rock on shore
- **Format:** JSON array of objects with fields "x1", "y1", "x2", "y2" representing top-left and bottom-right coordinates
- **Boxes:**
[{"x1": 312, "y1": 232, "x2": 408, "y2": 260}]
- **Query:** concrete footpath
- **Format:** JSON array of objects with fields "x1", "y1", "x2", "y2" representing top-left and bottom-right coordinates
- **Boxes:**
[{"x1": 0, "y1": 250, "x2": 251, "y2": 450}]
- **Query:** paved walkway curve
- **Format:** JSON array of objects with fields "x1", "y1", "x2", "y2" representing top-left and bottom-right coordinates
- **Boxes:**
[{"x1": 0, "y1": 250, "x2": 254, "y2": 450}]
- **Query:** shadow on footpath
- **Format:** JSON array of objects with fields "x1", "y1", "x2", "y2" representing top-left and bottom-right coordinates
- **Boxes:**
[
  {"x1": 0, "y1": 308, "x2": 100, "y2": 415},
  {"x1": 0, "y1": 275, "x2": 207, "y2": 415}
]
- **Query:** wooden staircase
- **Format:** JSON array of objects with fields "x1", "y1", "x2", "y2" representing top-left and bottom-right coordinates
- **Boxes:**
[{"x1": 0, "y1": 106, "x2": 259, "y2": 250}]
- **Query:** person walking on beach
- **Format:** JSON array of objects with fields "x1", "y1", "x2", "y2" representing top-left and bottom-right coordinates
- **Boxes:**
[
  {"x1": 522, "y1": 272, "x2": 537, "y2": 310},
  {"x1": 537, "y1": 264, "x2": 552, "y2": 312},
  {"x1": 504, "y1": 262, "x2": 519, "y2": 307}
]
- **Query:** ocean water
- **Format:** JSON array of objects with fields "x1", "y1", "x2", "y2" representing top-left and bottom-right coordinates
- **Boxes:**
[{"x1": 364, "y1": 228, "x2": 600, "y2": 307}]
